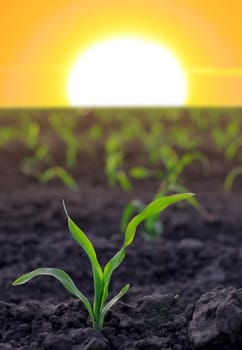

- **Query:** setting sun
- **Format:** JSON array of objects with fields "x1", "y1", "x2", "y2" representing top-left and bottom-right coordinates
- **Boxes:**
[{"x1": 67, "y1": 37, "x2": 188, "y2": 107}]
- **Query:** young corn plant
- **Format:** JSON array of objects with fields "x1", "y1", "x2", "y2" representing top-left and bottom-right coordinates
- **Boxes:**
[
  {"x1": 105, "y1": 135, "x2": 132, "y2": 192},
  {"x1": 138, "y1": 121, "x2": 165, "y2": 165},
  {"x1": 120, "y1": 198, "x2": 163, "y2": 239},
  {"x1": 49, "y1": 113, "x2": 102, "y2": 168},
  {"x1": 212, "y1": 119, "x2": 241, "y2": 160},
  {"x1": 121, "y1": 147, "x2": 208, "y2": 238},
  {"x1": 169, "y1": 126, "x2": 199, "y2": 151},
  {"x1": 38, "y1": 166, "x2": 77, "y2": 189},
  {"x1": 21, "y1": 144, "x2": 50, "y2": 175},
  {"x1": 49, "y1": 114, "x2": 79, "y2": 168},
  {"x1": 224, "y1": 164, "x2": 242, "y2": 191},
  {"x1": 17, "y1": 116, "x2": 52, "y2": 176},
  {"x1": 0, "y1": 126, "x2": 20, "y2": 146},
  {"x1": 153, "y1": 146, "x2": 208, "y2": 213},
  {"x1": 12, "y1": 193, "x2": 193, "y2": 330}
]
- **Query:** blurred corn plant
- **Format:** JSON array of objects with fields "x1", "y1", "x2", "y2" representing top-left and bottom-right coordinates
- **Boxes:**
[
  {"x1": 0, "y1": 126, "x2": 19, "y2": 146},
  {"x1": 169, "y1": 126, "x2": 199, "y2": 150},
  {"x1": 121, "y1": 146, "x2": 209, "y2": 239},
  {"x1": 49, "y1": 113, "x2": 103, "y2": 168},
  {"x1": 212, "y1": 119, "x2": 241, "y2": 160},
  {"x1": 138, "y1": 120, "x2": 165, "y2": 165},
  {"x1": 105, "y1": 134, "x2": 132, "y2": 192},
  {"x1": 49, "y1": 113, "x2": 80, "y2": 168},
  {"x1": 38, "y1": 166, "x2": 77, "y2": 189},
  {"x1": 20, "y1": 117, "x2": 50, "y2": 175}
]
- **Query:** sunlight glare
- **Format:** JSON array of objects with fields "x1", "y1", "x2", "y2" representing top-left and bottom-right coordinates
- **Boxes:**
[{"x1": 67, "y1": 37, "x2": 188, "y2": 106}]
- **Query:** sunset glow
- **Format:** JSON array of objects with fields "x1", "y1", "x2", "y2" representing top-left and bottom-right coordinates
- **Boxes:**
[{"x1": 0, "y1": 1, "x2": 242, "y2": 106}]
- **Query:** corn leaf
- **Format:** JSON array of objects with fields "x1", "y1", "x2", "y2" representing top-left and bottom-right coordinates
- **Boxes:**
[
  {"x1": 13, "y1": 267, "x2": 93, "y2": 318},
  {"x1": 63, "y1": 201, "x2": 104, "y2": 322},
  {"x1": 144, "y1": 214, "x2": 162, "y2": 238},
  {"x1": 120, "y1": 199, "x2": 145, "y2": 234},
  {"x1": 129, "y1": 167, "x2": 150, "y2": 179},
  {"x1": 117, "y1": 171, "x2": 132, "y2": 192},
  {"x1": 124, "y1": 193, "x2": 194, "y2": 247},
  {"x1": 169, "y1": 152, "x2": 207, "y2": 184},
  {"x1": 100, "y1": 283, "x2": 129, "y2": 325},
  {"x1": 224, "y1": 166, "x2": 242, "y2": 191},
  {"x1": 120, "y1": 202, "x2": 136, "y2": 234},
  {"x1": 101, "y1": 247, "x2": 126, "y2": 309},
  {"x1": 40, "y1": 167, "x2": 76, "y2": 189}
]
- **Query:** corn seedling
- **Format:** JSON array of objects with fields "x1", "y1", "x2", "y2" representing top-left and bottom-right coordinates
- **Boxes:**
[
  {"x1": 224, "y1": 165, "x2": 242, "y2": 191},
  {"x1": 25, "y1": 122, "x2": 41, "y2": 150},
  {"x1": 0, "y1": 126, "x2": 20, "y2": 146},
  {"x1": 18, "y1": 115, "x2": 43, "y2": 151},
  {"x1": 21, "y1": 144, "x2": 50, "y2": 175},
  {"x1": 87, "y1": 124, "x2": 102, "y2": 142},
  {"x1": 49, "y1": 114, "x2": 80, "y2": 168},
  {"x1": 105, "y1": 135, "x2": 132, "y2": 192},
  {"x1": 121, "y1": 148, "x2": 208, "y2": 237},
  {"x1": 130, "y1": 146, "x2": 208, "y2": 211},
  {"x1": 13, "y1": 194, "x2": 193, "y2": 330},
  {"x1": 120, "y1": 199, "x2": 163, "y2": 239},
  {"x1": 117, "y1": 118, "x2": 144, "y2": 145},
  {"x1": 50, "y1": 114, "x2": 104, "y2": 167},
  {"x1": 19, "y1": 118, "x2": 50, "y2": 176},
  {"x1": 38, "y1": 166, "x2": 77, "y2": 189},
  {"x1": 138, "y1": 122, "x2": 165, "y2": 165},
  {"x1": 212, "y1": 120, "x2": 241, "y2": 160},
  {"x1": 169, "y1": 126, "x2": 198, "y2": 150}
]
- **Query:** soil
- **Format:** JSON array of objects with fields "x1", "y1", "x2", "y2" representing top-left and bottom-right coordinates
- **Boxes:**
[{"x1": 1, "y1": 112, "x2": 242, "y2": 349}]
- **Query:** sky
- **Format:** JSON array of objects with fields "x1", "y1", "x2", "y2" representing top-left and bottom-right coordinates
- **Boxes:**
[{"x1": 0, "y1": 0, "x2": 241, "y2": 106}]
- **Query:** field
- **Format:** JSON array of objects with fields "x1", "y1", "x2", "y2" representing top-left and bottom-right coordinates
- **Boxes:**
[{"x1": 1, "y1": 109, "x2": 242, "y2": 349}]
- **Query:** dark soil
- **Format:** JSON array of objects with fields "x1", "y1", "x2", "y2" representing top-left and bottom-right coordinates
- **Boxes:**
[{"x1": 1, "y1": 112, "x2": 242, "y2": 349}]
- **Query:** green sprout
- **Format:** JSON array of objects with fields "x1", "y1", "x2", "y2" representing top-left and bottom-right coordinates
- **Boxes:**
[
  {"x1": 120, "y1": 199, "x2": 163, "y2": 239},
  {"x1": 18, "y1": 117, "x2": 51, "y2": 176},
  {"x1": 224, "y1": 166, "x2": 242, "y2": 191},
  {"x1": 21, "y1": 144, "x2": 49, "y2": 175},
  {"x1": 212, "y1": 119, "x2": 241, "y2": 159},
  {"x1": 49, "y1": 114, "x2": 79, "y2": 168},
  {"x1": 38, "y1": 166, "x2": 77, "y2": 189},
  {"x1": 25, "y1": 121, "x2": 40, "y2": 150},
  {"x1": 121, "y1": 147, "x2": 208, "y2": 238},
  {"x1": 0, "y1": 126, "x2": 20, "y2": 146},
  {"x1": 105, "y1": 135, "x2": 132, "y2": 192},
  {"x1": 49, "y1": 112, "x2": 101, "y2": 168},
  {"x1": 12, "y1": 193, "x2": 193, "y2": 330}
]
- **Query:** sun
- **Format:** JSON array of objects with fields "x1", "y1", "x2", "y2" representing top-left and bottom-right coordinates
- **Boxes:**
[{"x1": 67, "y1": 37, "x2": 188, "y2": 107}]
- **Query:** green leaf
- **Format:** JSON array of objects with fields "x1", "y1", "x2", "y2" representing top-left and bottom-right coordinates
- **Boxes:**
[
  {"x1": 225, "y1": 138, "x2": 242, "y2": 160},
  {"x1": 124, "y1": 193, "x2": 194, "y2": 247},
  {"x1": 117, "y1": 171, "x2": 132, "y2": 192},
  {"x1": 129, "y1": 167, "x2": 150, "y2": 179},
  {"x1": 224, "y1": 166, "x2": 242, "y2": 191},
  {"x1": 170, "y1": 151, "x2": 208, "y2": 184},
  {"x1": 160, "y1": 145, "x2": 178, "y2": 169},
  {"x1": 26, "y1": 122, "x2": 40, "y2": 149},
  {"x1": 100, "y1": 284, "x2": 129, "y2": 327},
  {"x1": 120, "y1": 199, "x2": 145, "y2": 234},
  {"x1": 63, "y1": 202, "x2": 104, "y2": 323},
  {"x1": 120, "y1": 202, "x2": 136, "y2": 234},
  {"x1": 13, "y1": 268, "x2": 93, "y2": 319},
  {"x1": 144, "y1": 215, "x2": 162, "y2": 239},
  {"x1": 101, "y1": 247, "x2": 126, "y2": 309},
  {"x1": 39, "y1": 167, "x2": 76, "y2": 189},
  {"x1": 105, "y1": 153, "x2": 122, "y2": 186}
]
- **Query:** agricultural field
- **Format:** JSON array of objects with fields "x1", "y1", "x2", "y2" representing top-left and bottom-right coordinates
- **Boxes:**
[{"x1": 1, "y1": 109, "x2": 242, "y2": 349}]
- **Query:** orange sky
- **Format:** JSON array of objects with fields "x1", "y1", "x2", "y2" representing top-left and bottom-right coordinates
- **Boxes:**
[{"x1": 0, "y1": 0, "x2": 242, "y2": 106}]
